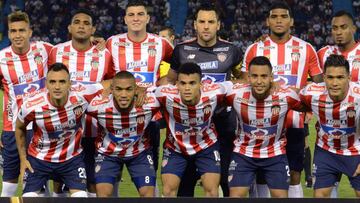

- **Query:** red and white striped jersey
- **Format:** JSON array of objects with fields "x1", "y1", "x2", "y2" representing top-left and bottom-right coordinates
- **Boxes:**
[
  {"x1": 300, "y1": 82, "x2": 360, "y2": 156},
  {"x1": 155, "y1": 82, "x2": 232, "y2": 155},
  {"x1": 87, "y1": 93, "x2": 160, "y2": 157},
  {"x1": 0, "y1": 41, "x2": 52, "y2": 131},
  {"x1": 317, "y1": 43, "x2": 360, "y2": 82},
  {"x1": 49, "y1": 40, "x2": 116, "y2": 137},
  {"x1": 241, "y1": 36, "x2": 322, "y2": 128},
  {"x1": 226, "y1": 83, "x2": 301, "y2": 158},
  {"x1": 18, "y1": 83, "x2": 103, "y2": 162},
  {"x1": 106, "y1": 33, "x2": 173, "y2": 87}
]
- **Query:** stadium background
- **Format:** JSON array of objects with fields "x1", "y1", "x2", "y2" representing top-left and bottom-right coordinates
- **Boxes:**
[{"x1": 0, "y1": 0, "x2": 358, "y2": 198}]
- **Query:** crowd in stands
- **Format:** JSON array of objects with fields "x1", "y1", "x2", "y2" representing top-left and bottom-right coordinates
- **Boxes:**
[{"x1": 1, "y1": 0, "x2": 359, "y2": 54}]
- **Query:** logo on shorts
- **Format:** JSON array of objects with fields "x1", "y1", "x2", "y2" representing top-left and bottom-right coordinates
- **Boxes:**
[
  {"x1": 228, "y1": 175, "x2": 233, "y2": 182},
  {"x1": 95, "y1": 164, "x2": 101, "y2": 173},
  {"x1": 161, "y1": 159, "x2": 168, "y2": 168}
]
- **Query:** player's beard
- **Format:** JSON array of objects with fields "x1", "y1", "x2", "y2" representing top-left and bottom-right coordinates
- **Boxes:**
[{"x1": 272, "y1": 31, "x2": 287, "y2": 38}]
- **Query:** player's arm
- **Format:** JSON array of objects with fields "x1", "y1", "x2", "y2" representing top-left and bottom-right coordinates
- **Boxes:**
[
  {"x1": 166, "y1": 69, "x2": 177, "y2": 85},
  {"x1": 311, "y1": 74, "x2": 323, "y2": 83},
  {"x1": 15, "y1": 118, "x2": 34, "y2": 177}
]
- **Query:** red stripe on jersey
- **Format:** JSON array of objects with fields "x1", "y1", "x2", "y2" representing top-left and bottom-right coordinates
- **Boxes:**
[
  {"x1": 277, "y1": 44, "x2": 285, "y2": 75},
  {"x1": 240, "y1": 92, "x2": 251, "y2": 155},
  {"x1": 119, "y1": 38, "x2": 127, "y2": 71},
  {"x1": 105, "y1": 108, "x2": 117, "y2": 154},
  {"x1": 62, "y1": 45, "x2": 71, "y2": 68},
  {"x1": 133, "y1": 42, "x2": 141, "y2": 72},
  {"x1": 291, "y1": 41, "x2": 300, "y2": 75},
  {"x1": 75, "y1": 52, "x2": 85, "y2": 81},
  {"x1": 134, "y1": 107, "x2": 145, "y2": 154},
  {"x1": 347, "y1": 96, "x2": 356, "y2": 155},
  {"x1": 263, "y1": 40, "x2": 271, "y2": 60},
  {"x1": 253, "y1": 100, "x2": 265, "y2": 158},
  {"x1": 147, "y1": 38, "x2": 156, "y2": 72},
  {"x1": 318, "y1": 95, "x2": 327, "y2": 124},
  {"x1": 119, "y1": 111, "x2": 130, "y2": 157},
  {"x1": 173, "y1": 97, "x2": 187, "y2": 153},
  {"x1": 352, "y1": 50, "x2": 360, "y2": 81},
  {"x1": 58, "y1": 106, "x2": 70, "y2": 161},
  {"x1": 42, "y1": 105, "x2": 56, "y2": 162},
  {"x1": 19, "y1": 55, "x2": 30, "y2": 83},
  {"x1": 5, "y1": 52, "x2": 18, "y2": 84},
  {"x1": 267, "y1": 95, "x2": 280, "y2": 157},
  {"x1": 90, "y1": 49, "x2": 99, "y2": 81},
  {"x1": 332, "y1": 102, "x2": 341, "y2": 150}
]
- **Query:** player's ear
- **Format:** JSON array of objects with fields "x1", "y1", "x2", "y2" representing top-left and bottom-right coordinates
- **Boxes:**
[{"x1": 68, "y1": 25, "x2": 71, "y2": 33}]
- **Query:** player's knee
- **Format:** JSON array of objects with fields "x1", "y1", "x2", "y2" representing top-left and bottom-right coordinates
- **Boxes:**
[
  {"x1": 138, "y1": 186, "x2": 155, "y2": 197},
  {"x1": 23, "y1": 192, "x2": 39, "y2": 197},
  {"x1": 70, "y1": 190, "x2": 88, "y2": 197},
  {"x1": 162, "y1": 185, "x2": 177, "y2": 197}
]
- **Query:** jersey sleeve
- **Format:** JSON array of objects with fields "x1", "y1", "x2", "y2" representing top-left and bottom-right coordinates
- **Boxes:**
[
  {"x1": 42, "y1": 41, "x2": 54, "y2": 56},
  {"x1": 48, "y1": 46, "x2": 57, "y2": 66},
  {"x1": 73, "y1": 83, "x2": 104, "y2": 103},
  {"x1": 306, "y1": 44, "x2": 323, "y2": 77},
  {"x1": 286, "y1": 88, "x2": 302, "y2": 110},
  {"x1": 170, "y1": 45, "x2": 181, "y2": 72},
  {"x1": 18, "y1": 103, "x2": 35, "y2": 126},
  {"x1": 241, "y1": 43, "x2": 257, "y2": 72},
  {"x1": 162, "y1": 38, "x2": 174, "y2": 63},
  {"x1": 317, "y1": 46, "x2": 328, "y2": 70},
  {"x1": 299, "y1": 84, "x2": 315, "y2": 109},
  {"x1": 103, "y1": 49, "x2": 116, "y2": 80}
]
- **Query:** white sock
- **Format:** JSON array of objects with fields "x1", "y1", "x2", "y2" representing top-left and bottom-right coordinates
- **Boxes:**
[
  {"x1": 52, "y1": 192, "x2": 69, "y2": 197},
  {"x1": 288, "y1": 184, "x2": 303, "y2": 198},
  {"x1": 1, "y1": 182, "x2": 18, "y2": 197},
  {"x1": 87, "y1": 192, "x2": 96, "y2": 197},
  {"x1": 218, "y1": 185, "x2": 224, "y2": 198},
  {"x1": 154, "y1": 182, "x2": 161, "y2": 197},
  {"x1": 23, "y1": 192, "x2": 39, "y2": 197},
  {"x1": 249, "y1": 182, "x2": 258, "y2": 198},
  {"x1": 71, "y1": 191, "x2": 88, "y2": 197},
  {"x1": 112, "y1": 181, "x2": 119, "y2": 197},
  {"x1": 256, "y1": 184, "x2": 270, "y2": 198},
  {"x1": 330, "y1": 182, "x2": 339, "y2": 198}
]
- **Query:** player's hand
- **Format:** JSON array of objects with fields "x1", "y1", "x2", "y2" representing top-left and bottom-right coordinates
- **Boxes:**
[
  {"x1": 135, "y1": 86, "x2": 147, "y2": 107},
  {"x1": 101, "y1": 87, "x2": 111, "y2": 98},
  {"x1": 353, "y1": 164, "x2": 360, "y2": 177},
  {"x1": 20, "y1": 159, "x2": 34, "y2": 183},
  {"x1": 0, "y1": 140, "x2": 3, "y2": 149},
  {"x1": 91, "y1": 36, "x2": 106, "y2": 51},
  {"x1": 270, "y1": 81, "x2": 281, "y2": 93},
  {"x1": 255, "y1": 34, "x2": 269, "y2": 42}
]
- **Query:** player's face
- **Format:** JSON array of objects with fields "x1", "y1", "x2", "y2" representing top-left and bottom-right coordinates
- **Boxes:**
[
  {"x1": 324, "y1": 66, "x2": 350, "y2": 101},
  {"x1": 159, "y1": 30, "x2": 174, "y2": 44},
  {"x1": 331, "y1": 15, "x2": 356, "y2": 47},
  {"x1": 177, "y1": 73, "x2": 202, "y2": 105},
  {"x1": 8, "y1": 21, "x2": 32, "y2": 52},
  {"x1": 194, "y1": 10, "x2": 220, "y2": 46},
  {"x1": 124, "y1": 6, "x2": 149, "y2": 33},
  {"x1": 112, "y1": 78, "x2": 136, "y2": 110},
  {"x1": 46, "y1": 70, "x2": 71, "y2": 102},
  {"x1": 68, "y1": 13, "x2": 95, "y2": 41},
  {"x1": 266, "y1": 8, "x2": 293, "y2": 37},
  {"x1": 249, "y1": 65, "x2": 273, "y2": 99}
]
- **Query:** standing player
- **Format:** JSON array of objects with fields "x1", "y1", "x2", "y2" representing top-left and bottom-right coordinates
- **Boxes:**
[
  {"x1": 156, "y1": 63, "x2": 231, "y2": 197},
  {"x1": 299, "y1": 54, "x2": 360, "y2": 198},
  {"x1": 227, "y1": 56, "x2": 302, "y2": 198},
  {"x1": 106, "y1": 1, "x2": 173, "y2": 195},
  {"x1": 48, "y1": 9, "x2": 115, "y2": 197},
  {"x1": 0, "y1": 11, "x2": 52, "y2": 196},
  {"x1": 88, "y1": 71, "x2": 160, "y2": 197},
  {"x1": 241, "y1": 1, "x2": 323, "y2": 197},
  {"x1": 15, "y1": 63, "x2": 103, "y2": 197},
  {"x1": 166, "y1": 4, "x2": 242, "y2": 197},
  {"x1": 158, "y1": 26, "x2": 176, "y2": 85}
]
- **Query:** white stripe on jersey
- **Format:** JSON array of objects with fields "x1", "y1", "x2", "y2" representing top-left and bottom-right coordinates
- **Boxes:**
[
  {"x1": 87, "y1": 93, "x2": 160, "y2": 157},
  {"x1": 300, "y1": 82, "x2": 360, "y2": 156}
]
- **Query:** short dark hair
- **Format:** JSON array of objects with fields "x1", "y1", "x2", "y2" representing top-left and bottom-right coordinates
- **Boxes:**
[
  {"x1": 249, "y1": 56, "x2": 273, "y2": 72},
  {"x1": 126, "y1": 0, "x2": 148, "y2": 13},
  {"x1": 47, "y1": 63, "x2": 70, "y2": 76},
  {"x1": 268, "y1": 1, "x2": 293, "y2": 18},
  {"x1": 324, "y1": 54, "x2": 350, "y2": 74},
  {"x1": 8, "y1": 11, "x2": 30, "y2": 24},
  {"x1": 114, "y1": 71, "x2": 135, "y2": 81},
  {"x1": 333, "y1": 10, "x2": 354, "y2": 24},
  {"x1": 71, "y1": 8, "x2": 94, "y2": 25},
  {"x1": 178, "y1": 63, "x2": 202, "y2": 79},
  {"x1": 194, "y1": 3, "x2": 220, "y2": 21},
  {"x1": 159, "y1": 26, "x2": 175, "y2": 37}
]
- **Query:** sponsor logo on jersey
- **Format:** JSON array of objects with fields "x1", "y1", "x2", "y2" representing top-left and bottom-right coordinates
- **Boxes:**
[
  {"x1": 260, "y1": 46, "x2": 275, "y2": 50},
  {"x1": 326, "y1": 119, "x2": 347, "y2": 126},
  {"x1": 14, "y1": 77, "x2": 46, "y2": 99},
  {"x1": 109, "y1": 132, "x2": 140, "y2": 147},
  {"x1": 272, "y1": 64, "x2": 292, "y2": 72},
  {"x1": 320, "y1": 124, "x2": 355, "y2": 138},
  {"x1": 18, "y1": 70, "x2": 40, "y2": 83},
  {"x1": 187, "y1": 54, "x2": 196, "y2": 59},
  {"x1": 184, "y1": 45, "x2": 199, "y2": 51},
  {"x1": 143, "y1": 42, "x2": 158, "y2": 46},
  {"x1": 160, "y1": 87, "x2": 178, "y2": 94},
  {"x1": 249, "y1": 118, "x2": 271, "y2": 126},
  {"x1": 243, "y1": 124, "x2": 278, "y2": 140},
  {"x1": 133, "y1": 72, "x2": 154, "y2": 87},
  {"x1": 57, "y1": 51, "x2": 76, "y2": 57},
  {"x1": 273, "y1": 75, "x2": 297, "y2": 86},
  {"x1": 202, "y1": 83, "x2": 221, "y2": 92},
  {"x1": 197, "y1": 61, "x2": 218, "y2": 70},
  {"x1": 287, "y1": 45, "x2": 303, "y2": 50},
  {"x1": 213, "y1": 47, "x2": 229, "y2": 52},
  {"x1": 70, "y1": 71, "x2": 91, "y2": 79},
  {"x1": 201, "y1": 73, "x2": 226, "y2": 83},
  {"x1": 91, "y1": 97, "x2": 109, "y2": 106},
  {"x1": 114, "y1": 42, "x2": 131, "y2": 47},
  {"x1": 126, "y1": 60, "x2": 148, "y2": 70},
  {"x1": 71, "y1": 84, "x2": 86, "y2": 92},
  {"x1": 308, "y1": 85, "x2": 326, "y2": 92},
  {"x1": 174, "y1": 122, "x2": 208, "y2": 136}
]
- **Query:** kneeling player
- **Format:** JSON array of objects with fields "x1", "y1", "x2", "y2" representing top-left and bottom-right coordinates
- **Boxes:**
[
  {"x1": 226, "y1": 56, "x2": 302, "y2": 198},
  {"x1": 88, "y1": 71, "x2": 160, "y2": 197},
  {"x1": 15, "y1": 63, "x2": 103, "y2": 197}
]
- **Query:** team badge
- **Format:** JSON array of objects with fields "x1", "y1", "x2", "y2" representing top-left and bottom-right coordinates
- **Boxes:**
[
  {"x1": 91, "y1": 60, "x2": 99, "y2": 70},
  {"x1": 203, "y1": 105, "x2": 212, "y2": 115},
  {"x1": 34, "y1": 55, "x2": 43, "y2": 65},
  {"x1": 291, "y1": 52, "x2": 300, "y2": 61},
  {"x1": 136, "y1": 115, "x2": 145, "y2": 124},
  {"x1": 73, "y1": 106, "x2": 83, "y2": 116},
  {"x1": 271, "y1": 105, "x2": 280, "y2": 116},
  {"x1": 346, "y1": 109, "x2": 356, "y2": 118},
  {"x1": 217, "y1": 52, "x2": 227, "y2": 62},
  {"x1": 148, "y1": 48, "x2": 157, "y2": 57},
  {"x1": 352, "y1": 60, "x2": 360, "y2": 70}
]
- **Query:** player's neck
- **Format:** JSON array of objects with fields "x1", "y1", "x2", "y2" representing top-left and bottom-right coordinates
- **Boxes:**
[
  {"x1": 197, "y1": 38, "x2": 217, "y2": 47},
  {"x1": 114, "y1": 98, "x2": 134, "y2": 113},
  {"x1": 71, "y1": 39, "x2": 92, "y2": 52},
  {"x1": 270, "y1": 32, "x2": 291, "y2": 44},
  {"x1": 127, "y1": 31, "x2": 147, "y2": 43},
  {"x1": 252, "y1": 89, "x2": 270, "y2": 100},
  {"x1": 338, "y1": 40, "x2": 356, "y2": 52},
  {"x1": 49, "y1": 95, "x2": 68, "y2": 108},
  {"x1": 11, "y1": 43, "x2": 30, "y2": 55}
]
